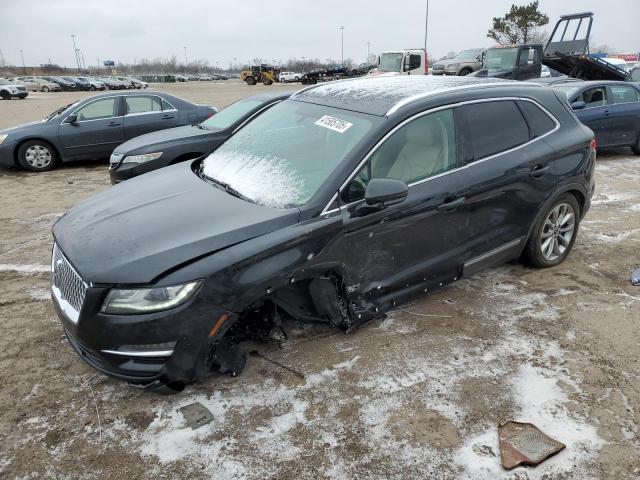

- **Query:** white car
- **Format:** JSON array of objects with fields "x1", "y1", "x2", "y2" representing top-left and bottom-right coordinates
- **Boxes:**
[{"x1": 279, "y1": 71, "x2": 302, "y2": 82}]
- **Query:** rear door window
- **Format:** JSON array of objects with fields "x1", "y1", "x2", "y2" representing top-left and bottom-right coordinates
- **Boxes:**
[
  {"x1": 609, "y1": 85, "x2": 640, "y2": 104},
  {"x1": 125, "y1": 95, "x2": 162, "y2": 114},
  {"x1": 460, "y1": 100, "x2": 529, "y2": 160},
  {"x1": 517, "y1": 101, "x2": 557, "y2": 139}
]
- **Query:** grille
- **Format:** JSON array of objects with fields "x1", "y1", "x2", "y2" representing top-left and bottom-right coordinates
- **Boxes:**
[
  {"x1": 17, "y1": 86, "x2": 27, "y2": 91},
  {"x1": 52, "y1": 243, "x2": 87, "y2": 314}
]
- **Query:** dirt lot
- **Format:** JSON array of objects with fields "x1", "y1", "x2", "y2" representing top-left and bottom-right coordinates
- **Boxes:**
[{"x1": 0, "y1": 81, "x2": 639, "y2": 479}]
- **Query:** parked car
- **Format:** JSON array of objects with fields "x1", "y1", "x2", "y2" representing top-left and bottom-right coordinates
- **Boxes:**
[
  {"x1": 0, "y1": 79, "x2": 28, "y2": 99},
  {"x1": 10, "y1": 78, "x2": 40, "y2": 92},
  {"x1": 97, "y1": 77, "x2": 123, "y2": 90},
  {"x1": 175, "y1": 75, "x2": 189, "y2": 82},
  {"x1": 127, "y1": 77, "x2": 148, "y2": 89},
  {"x1": 62, "y1": 76, "x2": 106, "y2": 91},
  {"x1": 279, "y1": 71, "x2": 302, "y2": 82},
  {"x1": 15, "y1": 76, "x2": 62, "y2": 92},
  {"x1": 198, "y1": 74, "x2": 214, "y2": 81},
  {"x1": 215, "y1": 74, "x2": 229, "y2": 80},
  {"x1": 50, "y1": 76, "x2": 595, "y2": 390},
  {"x1": 554, "y1": 80, "x2": 640, "y2": 154},
  {"x1": 40, "y1": 76, "x2": 77, "y2": 91},
  {"x1": 107, "y1": 77, "x2": 131, "y2": 89},
  {"x1": 109, "y1": 91, "x2": 291, "y2": 183},
  {"x1": 431, "y1": 48, "x2": 484, "y2": 76},
  {"x1": 0, "y1": 92, "x2": 217, "y2": 171}
]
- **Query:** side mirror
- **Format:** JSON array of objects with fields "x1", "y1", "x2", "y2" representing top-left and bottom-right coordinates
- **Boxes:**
[
  {"x1": 364, "y1": 178, "x2": 408, "y2": 207},
  {"x1": 571, "y1": 101, "x2": 586, "y2": 110},
  {"x1": 66, "y1": 114, "x2": 78, "y2": 124}
]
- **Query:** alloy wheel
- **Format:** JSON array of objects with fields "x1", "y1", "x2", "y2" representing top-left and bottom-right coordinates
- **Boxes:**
[
  {"x1": 540, "y1": 202, "x2": 575, "y2": 261},
  {"x1": 24, "y1": 145, "x2": 52, "y2": 169}
]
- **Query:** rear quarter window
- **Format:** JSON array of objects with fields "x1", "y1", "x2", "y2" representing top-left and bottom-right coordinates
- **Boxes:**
[
  {"x1": 460, "y1": 100, "x2": 529, "y2": 160},
  {"x1": 517, "y1": 100, "x2": 557, "y2": 139}
]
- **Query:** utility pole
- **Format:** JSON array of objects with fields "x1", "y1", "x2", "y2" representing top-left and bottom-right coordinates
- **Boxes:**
[
  {"x1": 20, "y1": 49, "x2": 26, "y2": 73},
  {"x1": 71, "y1": 34, "x2": 81, "y2": 72},
  {"x1": 80, "y1": 50, "x2": 86, "y2": 71},
  {"x1": 424, "y1": 0, "x2": 429, "y2": 65},
  {"x1": 367, "y1": 41, "x2": 370, "y2": 63},
  {"x1": 339, "y1": 26, "x2": 344, "y2": 66},
  {"x1": 183, "y1": 46, "x2": 188, "y2": 69},
  {"x1": 0, "y1": 48, "x2": 4, "y2": 67}
]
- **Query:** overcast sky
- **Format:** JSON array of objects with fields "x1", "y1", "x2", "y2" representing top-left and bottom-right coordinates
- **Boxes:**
[{"x1": 1, "y1": 0, "x2": 638, "y2": 68}]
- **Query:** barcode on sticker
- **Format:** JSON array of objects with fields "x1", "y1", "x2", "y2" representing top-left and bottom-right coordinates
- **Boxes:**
[{"x1": 315, "y1": 115, "x2": 353, "y2": 133}]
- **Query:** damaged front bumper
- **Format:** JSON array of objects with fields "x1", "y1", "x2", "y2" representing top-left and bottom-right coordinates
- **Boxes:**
[{"x1": 53, "y1": 285, "x2": 240, "y2": 389}]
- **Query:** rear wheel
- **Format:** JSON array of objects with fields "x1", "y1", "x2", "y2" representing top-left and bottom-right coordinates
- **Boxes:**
[
  {"x1": 458, "y1": 68, "x2": 472, "y2": 76},
  {"x1": 523, "y1": 194, "x2": 580, "y2": 268},
  {"x1": 42, "y1": 86, "x2": 50, "y2": 92},
  {"x1": 89, "y1": 85, "x2": 96, "y2": 91},
  {"x1": 632, "y1": 135, "x2": 640, "y2": 155},
  {"x1": 0, "y1": 91, "x2": 10, "y2": 100},
  {"x1": 17, "y1": 140, "x2": 58, "y2": 172},
  {"x1": 245, "y1": 76, "x2": 256, "y2": 86}
]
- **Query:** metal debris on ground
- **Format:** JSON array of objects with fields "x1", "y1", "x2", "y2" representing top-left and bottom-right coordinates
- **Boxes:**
[
  {"x1": 249, "y1": 350, "x2": 305, "y2": 380},
  {"x1": 179, "y1": 402, "x2": 215, "y2": 430},
  {"x1": 631, "y1": 268, "x2": 640, "y2": 286},
  {"x1": 498, "y1": 421, "x2": 565, "y2": 470}
]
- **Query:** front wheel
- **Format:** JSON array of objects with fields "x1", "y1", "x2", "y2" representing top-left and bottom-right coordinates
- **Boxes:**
[
  {"x1": 42, "y1": 86, "x2": 50, "y2": 92},
  {"x1": 89, "y1": 85, "x2": 96, "y2": 91},
  {"x1": 523, "y1": 194, "x2": 580, "y2": 268},
  {"x1": 458, "y1": 68, "x2": 472, "y2": 76},
  {"x1": 262, "y1": 77, "x2": 273, "y2": 85},
  {"x1": 245, "y1": 76, "x2": 256, "y2": 86},
  {"x1": 17, "y1": 140, "x2": 58, "y2": 172},
  {"x1": 0, "y1": 91, "x2": 10, "y2": 100}
]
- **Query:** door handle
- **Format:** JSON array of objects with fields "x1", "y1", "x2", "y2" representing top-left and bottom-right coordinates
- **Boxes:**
[
  {"x1": 437, "y1": 196, "x2": 465, "y2": 211},
  {"x1": 107, "y1": 121, "x2": 121, "y2": 127},
  {"x1": 161, "y1": 115, "x2": 174, "y2": 119},
  {"x1": 529, "y1": 165, "x2": 549, "y2": 178},
  {"x1": 604, "y1": 110, "x2": 610, "y2": 116}
]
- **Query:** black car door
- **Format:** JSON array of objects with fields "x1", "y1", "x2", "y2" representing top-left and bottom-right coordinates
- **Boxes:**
[
  {"x1": 58, "y1": 96, "x2": 125, "y2": 160},
  {"x1": 122, "y1": 95, "x2": 179, "y2": 139},
  {"x1": 572, "y1": 86, "x2": 612, "y2": 147},
  {"x1": 604, "y1": 84, "x2": 640, "y2": 147},
  {"x1": 336, "y1": 108, "x2": 468, "y2": 307},
  {"x1": 454, "y1": 99, "x2": 557, "y2": 275}
]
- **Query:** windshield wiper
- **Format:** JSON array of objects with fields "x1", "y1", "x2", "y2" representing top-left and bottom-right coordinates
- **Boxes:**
[
  {"x1": 45, "y1": 103, "x2": 73, "y2": 121},
  {"x1": 197, "y1": 164, "x2": 254, "y2": 203}
]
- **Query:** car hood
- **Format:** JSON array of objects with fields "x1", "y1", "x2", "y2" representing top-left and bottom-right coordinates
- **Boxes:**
[
  {"x1": 114, "y1": 125, "x2": 215, "y2": 154},
  {"x1": 0, "y1": 120, "x2": 48, "y2": 135},
  {"x1": 53, "y1": 163, "x2": 300, "y2": 284}
]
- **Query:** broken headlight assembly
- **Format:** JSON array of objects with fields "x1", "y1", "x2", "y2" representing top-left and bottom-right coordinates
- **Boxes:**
[
  {"x1": 101, "y1": 280, "x2": 203, "y2": 314},
  {"x1": 122, "y1": 152, "x2": 163, "y2": 164}
]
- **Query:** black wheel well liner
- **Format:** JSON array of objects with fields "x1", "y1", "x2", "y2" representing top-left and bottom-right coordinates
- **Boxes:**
[{"x1": 14, "y1": 138, "x2": 61, "y2": 166}]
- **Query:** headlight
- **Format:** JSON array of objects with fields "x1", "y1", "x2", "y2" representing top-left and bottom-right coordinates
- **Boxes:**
[
  {"x1": 0, "y1": 134, "x2": 7, "y2": 145},
  {"x1": 101, "y1": 280, "x2": 202, "y2": 314},
  {"x1": 122, "y1": 152, "x2": 163, "y2": 164}
]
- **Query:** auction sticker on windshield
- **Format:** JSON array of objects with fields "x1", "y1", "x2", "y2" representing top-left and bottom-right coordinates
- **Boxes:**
[{"x1": 314, "y1": 115, "x2": 353, "y2": 133}]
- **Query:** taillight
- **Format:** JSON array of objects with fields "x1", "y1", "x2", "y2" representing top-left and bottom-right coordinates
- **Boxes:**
[{"x1": 590, "y1": 139, "x2": 597, "y2": 151}]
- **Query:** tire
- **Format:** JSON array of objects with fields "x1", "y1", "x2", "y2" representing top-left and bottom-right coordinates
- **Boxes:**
[
  {"x1": 632, "y1": 135, "x2": 640, "y2": 155},
  {"x1": 523, "y1": 193, "x2": 580, "y2": 268},
  {"x1": 311, "y1": 78, "x2": 318, "y2": 84},
  {"x1": 245, "y1": 76, "x2": 256, "y2": 86},
  {"x1": 262, "y1": 77, "x2": 273, "y2": 85},
  {"x1": 0, "y1": 91, "x2": 10, "y2": 100},
  {"x1": 42, "y1": 86, "x2": 50, "y2": 92},
  {"x1": 89, "y1": 85, "x2": 96, "y2": 91},
  {"x1": 17, "y1": 140, "x2": 59, "y2": 172},
  {"x1": 458, "y1": 68, "x2": 472, "y2": 76}
]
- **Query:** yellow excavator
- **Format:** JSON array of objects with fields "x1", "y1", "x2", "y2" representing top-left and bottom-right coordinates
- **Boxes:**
[{"x1": 240, "y1": 64, "x2": 278, "y2": 85}]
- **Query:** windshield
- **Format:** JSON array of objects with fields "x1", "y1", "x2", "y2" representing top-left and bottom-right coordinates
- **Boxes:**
[
  {"x1": 378, "y1": 53, "x2": 403, "y2": 73},
  {"x1": 0, "y1": 79, "x2": 11, "y2": 85},
  {"x1": 201, "y1": 100, "x2": 378, "y2": 208},
  {"x1": 455, "y1": 49, "x2": 481, "y2": 60},
  {"x1": 484, "y1": 48, "x2": 518, "y2": 71},
  {"x1": 200, "y1": 98, "x2": 267, "y2": 131}
]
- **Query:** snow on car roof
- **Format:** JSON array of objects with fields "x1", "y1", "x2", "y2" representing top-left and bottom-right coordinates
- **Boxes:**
[{"x1": 292, "y1": 75, "x2": 526, "y2": 116}]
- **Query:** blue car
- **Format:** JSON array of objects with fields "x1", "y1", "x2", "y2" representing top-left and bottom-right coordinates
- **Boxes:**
[
  {"x1": 0, "y1": 91, "x2": 217, "y2": 172},
  {"x1": 554, "y1": 80, "x2": 640, "y2": 154}
]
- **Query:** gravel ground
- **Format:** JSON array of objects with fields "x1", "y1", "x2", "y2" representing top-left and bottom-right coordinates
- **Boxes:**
[{"x1": 0, "y1": 81, "x2": 638, "y2": 479}]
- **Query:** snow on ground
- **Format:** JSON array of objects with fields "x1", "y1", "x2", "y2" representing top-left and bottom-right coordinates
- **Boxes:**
[{"x1": 0, "y1": 263, "x2": 50, "y2": 273}]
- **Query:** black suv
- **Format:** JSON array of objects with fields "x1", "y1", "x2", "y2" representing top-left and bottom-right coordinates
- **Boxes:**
[{"x1": 52, "y1": 76, "x2": 595, "y2": 391}]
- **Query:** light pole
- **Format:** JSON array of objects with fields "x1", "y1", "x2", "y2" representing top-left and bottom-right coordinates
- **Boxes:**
[
  {"x1": 339, "y1": 26, "x2": 344, "y2": 66},
  {"x1": 424, "y1": 0, "x2": 429, "y2": 61},
  {"x1": 71, "y1": 34, "x2": 81, "y2": 72},
  {"x1": 20, "y1": 49, "x2": 26, "y2": 73},
  {"x1": 0, "y1": 48, "x2": 4, "y2": 67},
  {"x1": 183, "y1": 46, "x2": 188, "y2": 70},
  {"x1": 367, "y1": 41, "x2": 370, "y2": 63}
]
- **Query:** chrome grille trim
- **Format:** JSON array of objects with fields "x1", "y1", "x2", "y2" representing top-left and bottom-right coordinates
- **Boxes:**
[{"x1": 51, "y1": 243, "x2": 87, "y2": 323}]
